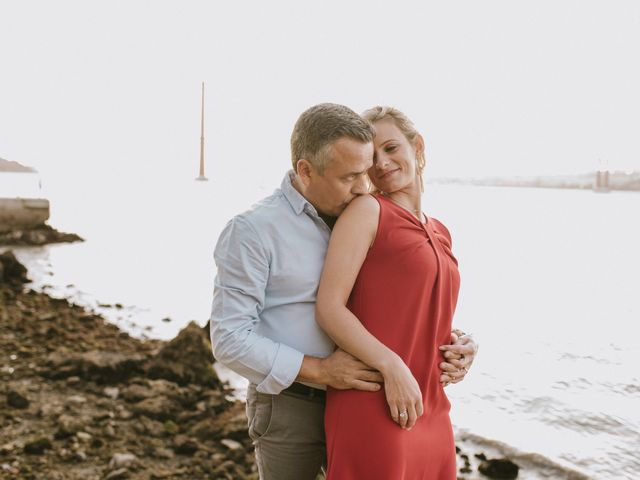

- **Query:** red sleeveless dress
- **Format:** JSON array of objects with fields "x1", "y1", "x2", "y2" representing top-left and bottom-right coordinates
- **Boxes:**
[{"x1": 324, "y1": 194, "x2": 461, "y2": 480}]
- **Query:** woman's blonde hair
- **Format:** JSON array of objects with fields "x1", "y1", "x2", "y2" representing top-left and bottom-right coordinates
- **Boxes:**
[{"x1": 361, "y1": 106, "x2": 426, "y2": 192}]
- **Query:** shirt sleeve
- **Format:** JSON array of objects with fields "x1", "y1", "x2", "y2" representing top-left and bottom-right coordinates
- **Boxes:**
[{"x1": 210, "y1": 215, "x2": 304, "y2": 394}]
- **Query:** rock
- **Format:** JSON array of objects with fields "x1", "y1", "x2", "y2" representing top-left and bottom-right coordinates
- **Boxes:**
[
  {"x1": 55, "y1": 414, "x2": 84, "y2": 439},
  {"x1": 163, "y1": 420, "x2": 179, "y2": 435},
  {"x1": 75, "y1": 432, "x2": 92, "y2": 443},
  {"x1": 153, "y1": 447, "x2": 175, "y2": 460},
  {"x1": 0, "y1": 251, "x2": 29, "y2": 284},
  {"x1": 103, "y1": 387, "x2": 120, "y2": 399},
  {"x1": 24, "y1": 437, "x2": 52, "y2": 455},
  {"x1": 68, "y1": 394, "x2": 87, "y2": 404},
  {"x1": 146, "y1": 321, "x2": 219, "y2": 386},
  {"x1": 0, "y1": 443, "x2": 17, "y2": 455},
  {"x1": 121, "y1": 384, "x2": 153, "y2": 403},
  {"x1": 478, "y1": 458, "x2": 520, "y2": 479},
  {"x1": 105, "y1": 468, "x2": 130, "y2": 480},
  {"x1": 0, "y1": 224, "x2": 83, "y2": 247},
  {"x1": 172, "y1": 435, "x2": 199, "y2": 455},
  {"x1": 109, "y1": 452, "x2": 139, "y2": 469},
  {"x1": 220, "y1": 439, "x2": 243, "y2": 451},
  {"x1": 0, "y1": 463, "x2": 20, "y2": 475},
  {"x1": 103, "y1": 424, "x2": 116, "y2": 438},
  {"x1": 131, "y1": 395, "x2": 180, "y2": 421},
  {"x1": 189, "y1": 418, "x2": 222, "y2": 441},
  {"x1": 6, "y1": 389, "x2": 29, "y2": 409},
  {"x1": 133, "y1": 416, "x2": 165, "y2": 437},
  {"x1": 73, "y1": 449, "x2": 87, "y2": 461},
  {"x1": 43, "y1": 350, "x2": 145, "y2": 383}
]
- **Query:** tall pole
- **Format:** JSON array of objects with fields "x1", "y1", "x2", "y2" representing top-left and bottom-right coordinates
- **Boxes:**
[{"x1": 196, "y1": 82, "x2": 208, "y2": 181}]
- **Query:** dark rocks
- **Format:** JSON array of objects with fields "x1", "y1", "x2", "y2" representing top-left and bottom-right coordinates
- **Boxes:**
[
  {"x1": 478, "y1": 457, "x2": 520, "y2": 479},
  {"x1": 146, "y1": 321, "x2": 219, "y2": 387},
  {"x1": 131, "y1": 395, "x2": 181, "y2": 422},
  {"x1": 43, "y1": 350, "x2": 145, "y2": 383},
  {"x1": 24, "y1": 437, "x2": 52, "y2": 455},
  {"x1": 54, "y1": 414, "x2": 84, "y2": 439},
  {"x1": 0, "y1": 224, "x2": 83, "y2": 246},
  {"x1": 0, "y1": 251, "x2": 29, "y2": 285},
  {"x1": 0, "y1": 254, "x2": 263, "y2": 478},
  {"x1": 172, "y1": 435, "x2": 199, "y2": 455},
  {"x1": 6, "y1": 389, "x2": 29, "y2": 409}
]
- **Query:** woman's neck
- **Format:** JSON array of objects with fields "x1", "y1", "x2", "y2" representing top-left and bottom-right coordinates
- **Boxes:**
[{"x1": 383, "y1": 185, "x2": 423, "y2": 221}]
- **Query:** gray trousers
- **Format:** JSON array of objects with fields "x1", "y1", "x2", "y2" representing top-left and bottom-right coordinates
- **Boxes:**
[{"x1": 246, "y1": 383, "x2": 327, "y2": 480}]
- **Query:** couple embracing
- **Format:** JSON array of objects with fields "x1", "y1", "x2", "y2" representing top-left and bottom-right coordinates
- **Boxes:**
[{"x1": 210, "y1": 103, "x2": 478, "y2": 480}]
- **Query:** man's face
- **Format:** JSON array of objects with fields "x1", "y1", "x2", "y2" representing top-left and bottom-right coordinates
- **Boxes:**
[{"x1": 304, "y1": 137, "x2": 374, "y2": 217}]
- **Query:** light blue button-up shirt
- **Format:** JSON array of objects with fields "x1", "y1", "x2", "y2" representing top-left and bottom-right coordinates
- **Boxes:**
[{"x1": 210, "y1": 171, "x2": 335, "y2": 394}]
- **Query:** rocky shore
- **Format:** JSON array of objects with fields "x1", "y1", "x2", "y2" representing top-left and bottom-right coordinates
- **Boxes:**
[
  {"x1": 1, "y1": 251, "x2": 525, "y2": 480},
  {"x1": 0, "y1": 224, "x2": 83, "y2": 247},
  {"x1": 1, "y1": 251, "x2": 256, "y2": 479}
]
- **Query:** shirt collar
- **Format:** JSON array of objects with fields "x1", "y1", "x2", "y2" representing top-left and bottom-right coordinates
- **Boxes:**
[{"x1": 281, "y1": 170, "x2": 319, "y2": 216}]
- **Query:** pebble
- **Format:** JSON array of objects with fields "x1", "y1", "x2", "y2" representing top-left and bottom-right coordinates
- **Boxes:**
[
  {"x1": 105, "y1": 468, "x2": 129, "y2": 480},
  {"x1": 109, "y1": 452, "x2": 138, "y2": 469},
  {"x1": 68, "y1": 395, "x2": 87, "y2": 404},
  {"x1": 103, "y1": 387, "x2": 120, "y2": 400},
  {"x1": 76, "y1": 432, "x2": 92, "y2": 442},
  {"x1": 221, "y1": 439, "x2": 243, "y2": 451}
]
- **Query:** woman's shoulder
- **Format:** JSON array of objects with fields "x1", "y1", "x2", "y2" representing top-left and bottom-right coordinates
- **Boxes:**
[
  {"x1": 342, "y1": 194, "x2": 380, "y2": 218},
  {"x1": 428, "y1": 216, "x2": 453, "y2": 243}
]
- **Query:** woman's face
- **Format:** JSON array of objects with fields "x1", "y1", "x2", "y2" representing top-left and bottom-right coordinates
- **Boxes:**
[{"x1": 368, "y1": 119, "x2": 422, "y2": 193}]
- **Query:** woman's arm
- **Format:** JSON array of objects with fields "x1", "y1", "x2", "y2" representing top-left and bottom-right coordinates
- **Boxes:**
[{"x1": 316, "y1": 195, "x2": 423, "y2": 429}]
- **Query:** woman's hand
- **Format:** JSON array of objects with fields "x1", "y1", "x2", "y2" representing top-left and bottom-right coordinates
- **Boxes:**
[{"x1": 380, "y1": 355, "x2": 424, "y2": 430}]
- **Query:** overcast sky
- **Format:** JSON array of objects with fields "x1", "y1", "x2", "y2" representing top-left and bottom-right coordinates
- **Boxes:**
[{"x1": 1, "y1": 0, "x2": 639, "y2": 183}]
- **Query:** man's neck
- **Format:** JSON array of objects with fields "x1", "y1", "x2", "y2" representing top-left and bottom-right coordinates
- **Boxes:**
[
  {"x1": 319, "y1": 213, "x2": 337, "y2": 230},
  {"x1": 290, "y1": 172, "x2": 336, "y2": 228}
]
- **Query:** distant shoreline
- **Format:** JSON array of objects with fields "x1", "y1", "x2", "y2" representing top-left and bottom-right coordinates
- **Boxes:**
[
  {"x1": 428, "y1": 170, "x2": 640, "y2": 193},
  {"x1": 0, "y1": 158, "x2": 36, "y2": 173}
]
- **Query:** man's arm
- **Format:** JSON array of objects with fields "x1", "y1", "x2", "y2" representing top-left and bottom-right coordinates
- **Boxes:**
[
  {"x1": 210, "y1": 215, "x2": 383, "y2": 394},
  {"x1": 210, "y1": 216, "x2": 305, "y2": 394},
  {"x1": 439, "y1": 330, "x2": 478, "y2": 386}
]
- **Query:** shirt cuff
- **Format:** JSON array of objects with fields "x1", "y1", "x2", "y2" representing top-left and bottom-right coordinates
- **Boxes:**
[{"x1": 256, "y1": 343, "x2": 305, "y2": 394}]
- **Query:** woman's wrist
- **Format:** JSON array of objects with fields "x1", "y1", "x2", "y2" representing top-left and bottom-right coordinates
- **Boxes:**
[{"x1": 376, "y1": 351, "x2": 403, "y2": 376}]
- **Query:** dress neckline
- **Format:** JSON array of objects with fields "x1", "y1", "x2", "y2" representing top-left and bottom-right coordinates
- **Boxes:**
[{"x1": 377, "y1": 193, "x2": 429, "y2": 226}]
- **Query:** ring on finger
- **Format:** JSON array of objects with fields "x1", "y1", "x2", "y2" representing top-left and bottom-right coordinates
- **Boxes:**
[{"x1": 399, "y1": 411, "x2": 408, "y2": 419}]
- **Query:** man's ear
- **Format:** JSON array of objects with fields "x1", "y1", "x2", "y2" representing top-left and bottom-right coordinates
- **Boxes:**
[{"x1": 296, "y1": 159, "x2": 314, "y2": 187}]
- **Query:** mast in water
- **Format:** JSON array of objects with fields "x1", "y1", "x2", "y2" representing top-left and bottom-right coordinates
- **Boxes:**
[{"x1": 196, "y1": 82, "x2": 208, "y2": 181}]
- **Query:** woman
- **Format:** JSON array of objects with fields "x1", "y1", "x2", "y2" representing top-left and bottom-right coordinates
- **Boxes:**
[{"x1": 316, "y1": 106, "x2": 462, "y2": 479}]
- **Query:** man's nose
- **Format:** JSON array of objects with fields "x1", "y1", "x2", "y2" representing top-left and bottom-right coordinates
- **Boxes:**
[{"x1": 352, "y1": 175, "x2": 370, "y2": 195}]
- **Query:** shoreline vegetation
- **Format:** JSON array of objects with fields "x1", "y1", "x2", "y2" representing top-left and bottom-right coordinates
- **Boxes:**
[
  {"x1": 428, "y1": 170, "x2": 640, "y2": 192},
  {"x1": 0, "y1": 252, "x2": 592, "y2": 480}
]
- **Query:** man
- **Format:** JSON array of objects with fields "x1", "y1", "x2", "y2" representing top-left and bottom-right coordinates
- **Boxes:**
[{"x1": 210, "y1": 103, "x2": 477, "y2": 480}]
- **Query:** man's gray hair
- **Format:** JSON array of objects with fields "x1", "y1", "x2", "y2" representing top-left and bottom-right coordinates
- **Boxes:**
[{"x1": 290, "y1": 103, "x2": 375, "y2": 174}]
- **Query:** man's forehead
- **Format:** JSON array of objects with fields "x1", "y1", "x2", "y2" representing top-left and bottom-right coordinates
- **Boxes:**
[{"x1": 326, "y1": 140, "x2": 373, "y2": 173}]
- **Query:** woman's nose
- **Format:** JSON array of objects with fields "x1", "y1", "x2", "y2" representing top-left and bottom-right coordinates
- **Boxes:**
[{"x1": 375, "y1": 153, "x2": 390, "y2": 169}]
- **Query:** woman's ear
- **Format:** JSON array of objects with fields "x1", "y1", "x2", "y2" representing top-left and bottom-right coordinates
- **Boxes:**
[{"x1": 414, "y1": 134, "x2": 425, "y2": 159}]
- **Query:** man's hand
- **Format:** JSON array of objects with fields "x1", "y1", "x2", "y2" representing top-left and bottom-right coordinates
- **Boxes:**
[
  {"x1": 438, "y1": 331, "x2": 478, "y2": 387},
  {"x1": 298, "y1": 349, "x2": 383, "y2": 391}
]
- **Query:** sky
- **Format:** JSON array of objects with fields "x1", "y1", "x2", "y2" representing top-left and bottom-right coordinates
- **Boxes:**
[{"x1": 1, "y1": 0, "x2": 639, "y2": 185}]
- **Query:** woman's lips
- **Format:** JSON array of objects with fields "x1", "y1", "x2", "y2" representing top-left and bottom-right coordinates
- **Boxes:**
[{"x1": 378, "y1": 169, "x2": 399, "y2": 180}]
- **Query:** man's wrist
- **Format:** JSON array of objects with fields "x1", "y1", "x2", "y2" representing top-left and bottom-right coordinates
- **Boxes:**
[{"x1": 296, "y1": 355, "x2": 326, "y2": 385}]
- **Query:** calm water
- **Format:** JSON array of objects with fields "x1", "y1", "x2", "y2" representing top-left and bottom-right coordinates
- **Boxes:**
[{"x1": 2, "y1": 171, "x2": 639, "y2": 479}]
